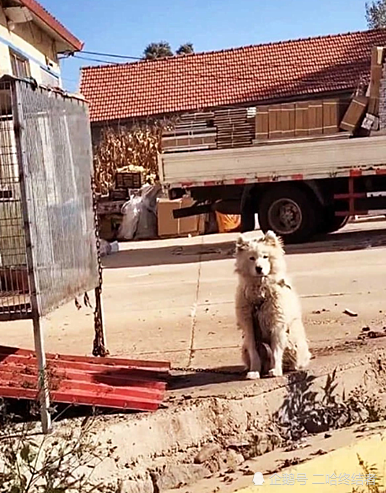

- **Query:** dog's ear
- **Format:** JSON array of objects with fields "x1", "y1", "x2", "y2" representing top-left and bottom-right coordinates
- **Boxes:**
[
  {"x1": 263, "y1": 230, "x2": 284, "y2": 249},
  {"x1": 235, "y1": 234, "x2": 250, "y2": 251}
]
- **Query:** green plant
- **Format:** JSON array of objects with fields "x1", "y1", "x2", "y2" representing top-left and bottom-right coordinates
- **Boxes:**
[
  {"x1": 143, "y1": 41, "x2": 173, "y2": 60},
  {"x1": 176, "y1": 43, "x2": 194, "y2": 55},
  {"x1": 366, "y1": 0, "x2": 386, "y2": 29},
  {"x1": 352, "y1": 454, "x2": 383, "y2": 493},
  {"x1": 274, "y1": 370, "x2": 386, "y2": 442},
  {"x1": 0, "y1": 418, "x2": 112, "y2": 493}
]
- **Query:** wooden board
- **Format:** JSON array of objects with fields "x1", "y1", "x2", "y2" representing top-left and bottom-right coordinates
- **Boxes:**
[
  {"x1": 295, "y1": 102, "x2": 309, "y2": 137},
  {"x1": 308, "y1": 102, "x2": 323, "y2": 135},
  {"x1": 254, "y1": 97, "x2": 346, "y2": 141},
  {"x1": 268, "y1": 107, "x2": 282, "y2": 138},
  {"x1": 368, "y1": 46, "x2": 384, "y2": 116},
  {"x1": 255, "y1": 106, "x2": 269, "y2": 139},
  {"x1": 214, "y1": 107, "x2": 254, "y2": 149},
  {"x1": 340, "y1": 96, "x2": 369, "y2": 133},
  {"x1": 162, "y1": 111, "x2": 216, "y2": 152},
  {"x1": 323, "y1": 100, "x2": 340, "y2": 134},
  {"x1": 279, "y1": 103, "x2": 295, "y2": 137}
]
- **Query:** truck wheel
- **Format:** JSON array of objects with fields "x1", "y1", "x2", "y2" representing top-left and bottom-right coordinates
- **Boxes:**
[
  {"x1": 318, "y1": 208, "x2": 349, "y2": 234},
  {"x1": 258, "y1": 186, "x2": 317, "y2": 244}
]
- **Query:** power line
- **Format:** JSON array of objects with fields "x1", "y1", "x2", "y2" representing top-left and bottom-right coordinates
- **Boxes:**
[
  {"x1": 81, "y1": 50, "x2": 142, "y2": 61},
  {"x1": 73, "y1": 54, "x2": 120, "y2": 65}
]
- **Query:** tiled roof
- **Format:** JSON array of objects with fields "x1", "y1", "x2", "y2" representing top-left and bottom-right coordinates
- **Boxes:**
[
  {"x1": 80, "y1": 29, "x2": 386, "y2": 123},
  {"x1": 18, "y1": 0, "x2": 83, "y2": 51}
]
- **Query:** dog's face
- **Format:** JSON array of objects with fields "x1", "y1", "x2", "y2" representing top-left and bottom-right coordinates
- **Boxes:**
[{"x1": 235, "y1": 231, "x2": 285, "y2": 279}]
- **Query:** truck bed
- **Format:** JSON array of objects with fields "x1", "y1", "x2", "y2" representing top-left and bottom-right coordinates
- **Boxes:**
[{"x1": 159, "y1": 134, "x2": 386, "y2": 189}]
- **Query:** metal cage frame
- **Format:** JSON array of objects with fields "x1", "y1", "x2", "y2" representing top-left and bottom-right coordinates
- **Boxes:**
[{"x1": 0, "y1": 76, "x2": 104, "y2": 432}]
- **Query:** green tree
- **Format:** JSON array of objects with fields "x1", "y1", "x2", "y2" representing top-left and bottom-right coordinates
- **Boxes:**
[
  {"x1": 143, "y1": 41, "x2": 173, "y2": 60},
  {"x1": 176, "y1": 43, "x2": 194, "y2": 55},
  {"x1": 366, "y1": 0, "x2": 386, "y2": 28}
]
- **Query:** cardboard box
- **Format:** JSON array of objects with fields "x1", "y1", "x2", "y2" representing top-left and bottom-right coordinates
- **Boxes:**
[
  {"x1": 340, "y1": 96, "x2": 369, "y2": 133},
  {"x1": 157, "y1": 197, "x2": 205, "y2": 238}
]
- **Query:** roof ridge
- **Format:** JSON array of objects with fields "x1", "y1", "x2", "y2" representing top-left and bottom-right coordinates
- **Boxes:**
[
  {"x1": 19, "y1": 0, "x2": 83, "y2": 51},
  {"x1": 80, "y1": 28, "x2": 386, "y2": 72}
]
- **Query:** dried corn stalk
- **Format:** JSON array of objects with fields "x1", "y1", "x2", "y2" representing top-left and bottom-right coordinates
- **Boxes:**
[{"x1": 93, "y1": 119, "x2": 175, "y2": 195}]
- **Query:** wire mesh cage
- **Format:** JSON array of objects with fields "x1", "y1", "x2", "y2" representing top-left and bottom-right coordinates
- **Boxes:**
[{"x1": 0, "y1": 77, "x2": 99, "y2": 320}]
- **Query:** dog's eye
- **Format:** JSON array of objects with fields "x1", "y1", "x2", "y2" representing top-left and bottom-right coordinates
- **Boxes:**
[
  {"x1": 249, "y1": 256, "x2": 255, "y2": 261},
  {"x1": 263, "y1": 255, "x2": 268, "y2": 259}
]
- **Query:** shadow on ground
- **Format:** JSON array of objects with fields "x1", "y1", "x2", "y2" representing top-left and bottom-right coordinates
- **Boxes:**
[
  {"x1": 103, "y1": 227, "x2": 386, "y2": 269},
  {"x1": 169, "y1": 365, "x2": 246, "y2": 391}
]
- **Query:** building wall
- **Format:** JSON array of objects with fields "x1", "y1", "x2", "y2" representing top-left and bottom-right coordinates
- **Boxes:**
[{"x1": 0, "y1": 7, "x2": 61, "y2": 87}]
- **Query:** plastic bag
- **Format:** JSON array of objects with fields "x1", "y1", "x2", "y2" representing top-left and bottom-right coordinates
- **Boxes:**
[
  {"x1": 118, "y1": 195, "x2": 141, "y2": 240},
  {"x1": 134, "y1": 184, "x2": 162, "y2": 240},
  {"x1": 215, "y1": 212, "x2": 241, "y2": 233},
  {"x1": 99, "y1": 239, "x2": 119, "y2": 256},
  {"x1": 99, "y1": 239, "x2": 112, "y2": 256}
]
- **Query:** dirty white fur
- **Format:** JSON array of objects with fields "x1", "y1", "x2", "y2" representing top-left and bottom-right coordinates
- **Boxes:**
[{"x1": 235, "y1": 231, "x2": 311, "y2": 380}]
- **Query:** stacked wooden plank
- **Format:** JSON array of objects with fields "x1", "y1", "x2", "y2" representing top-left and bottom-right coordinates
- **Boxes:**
[
  {"x1": 255, "y1": 98, "x2": 351, "y2": 142},
  {"x1": 214, "y1": 108, "x2": 254, "y2": 149},
  {"x1": 162, "y1": 112, "x2": 216, "y2": 152}
]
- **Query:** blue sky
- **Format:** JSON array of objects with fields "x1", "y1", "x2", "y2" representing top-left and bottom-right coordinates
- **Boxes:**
[{"x1": 43, "y1": 0, "x2": 370, "y2": 92}]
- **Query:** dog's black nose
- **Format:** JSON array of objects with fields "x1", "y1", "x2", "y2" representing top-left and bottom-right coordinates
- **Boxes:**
[{"x1": 255, "y1": 266, "x2": 262, "y2": 274}]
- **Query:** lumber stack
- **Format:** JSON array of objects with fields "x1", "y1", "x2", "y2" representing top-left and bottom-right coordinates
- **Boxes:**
[
  {"x1": 213, "y1": 107, "x2": 254, "y2": 149},
  {"x1": 162, "y1": 111, "x2": 216, "y2": 152}
]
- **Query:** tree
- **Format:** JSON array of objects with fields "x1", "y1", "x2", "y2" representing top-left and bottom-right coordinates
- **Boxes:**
[
  {"x1": 366, "y1": 0, "x2": 386, "y2": 28},
  {"x1": 143, "y1": 41, "x2": 173, "y2": 60},
  {"x1": 176, "y1": 43, "x2": 194, "y2": 55}
]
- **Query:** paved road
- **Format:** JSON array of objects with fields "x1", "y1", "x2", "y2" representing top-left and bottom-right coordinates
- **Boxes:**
[{"x1": 2, "y1": 219, "x2": 386, "y2": 370}]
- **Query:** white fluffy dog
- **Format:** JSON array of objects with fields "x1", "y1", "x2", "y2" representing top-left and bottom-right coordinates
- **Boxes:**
[{"x1": 235, "y1": 231, "x2": 311, "y2": 380}]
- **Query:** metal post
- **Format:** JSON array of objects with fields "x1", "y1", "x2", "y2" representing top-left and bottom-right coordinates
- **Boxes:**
[
  {"x1": 11, "y1": 79, "x2": 52, "y2": 433},
  {"x1": 32, "y1": 313, "x2": 51, "y2": 433}
]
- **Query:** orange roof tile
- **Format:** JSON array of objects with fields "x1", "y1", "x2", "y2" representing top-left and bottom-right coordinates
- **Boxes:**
[{"x1": 80, "y1": 29, "x2": 386, "y2": 123}]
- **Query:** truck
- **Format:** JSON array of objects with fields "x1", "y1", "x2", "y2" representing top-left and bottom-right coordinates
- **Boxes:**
[
  {"x1": 158, "y1": 48, "x2": 386, "y2": 244},
  {"x1": 158, "y1": 132, "x2": 386, "y2": 243}
]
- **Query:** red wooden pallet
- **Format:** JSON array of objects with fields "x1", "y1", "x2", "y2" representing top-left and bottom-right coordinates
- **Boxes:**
[{"x1": 0, "y1": 346, "x2": 170, "y2": 412}]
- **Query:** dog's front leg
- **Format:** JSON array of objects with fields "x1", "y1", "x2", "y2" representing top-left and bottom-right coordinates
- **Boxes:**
[
  {"x1": 237, "y1": 306, "x2": 262, "y2": 379},
  {"x1": 268, "y1": 326, "x2": 287, "y2": 378}
]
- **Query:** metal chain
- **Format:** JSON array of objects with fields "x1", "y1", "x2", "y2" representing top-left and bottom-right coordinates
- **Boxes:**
[
  {"x1": 91, "y1": 175, "x2": 109, "y2": 357},
  {"x1": 172, "y1": 367, "x2": 242, "y2": 375}
]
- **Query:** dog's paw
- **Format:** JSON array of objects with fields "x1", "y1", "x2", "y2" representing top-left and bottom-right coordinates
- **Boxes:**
[
  {"x1": 246, "y1": 371, "x2": 261, "y2": 380},
  {"x1": 268, "y1": 368, "x2": 283, "y2": 378}
]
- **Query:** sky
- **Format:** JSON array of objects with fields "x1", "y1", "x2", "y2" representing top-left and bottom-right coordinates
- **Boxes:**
[{"x1": 43, "y1": 0, "x2": 371, "y2": 93}]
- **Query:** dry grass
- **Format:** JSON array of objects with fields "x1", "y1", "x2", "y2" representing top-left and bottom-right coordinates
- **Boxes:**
[{"x1": 93, "y1": 120, "x2": 174, "y2": 195}]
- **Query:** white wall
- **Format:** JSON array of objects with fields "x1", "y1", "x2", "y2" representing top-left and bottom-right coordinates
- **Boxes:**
[{"x1": 0, "y1": 7, "x2": 61, "y2": 87}]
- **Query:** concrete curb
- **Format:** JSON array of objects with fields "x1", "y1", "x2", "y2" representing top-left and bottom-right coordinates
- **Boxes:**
[{"x1": 89, "y1": 343, "x2": 386, "y2": 493}]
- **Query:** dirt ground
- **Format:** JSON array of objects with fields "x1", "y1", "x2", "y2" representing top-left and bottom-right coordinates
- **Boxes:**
[
  {"x1": 3, "y1": 218, "x2": 386, "y2": 493},
  {"x1": 2, "y1": 218, "x2": 386, "y2": 372}
]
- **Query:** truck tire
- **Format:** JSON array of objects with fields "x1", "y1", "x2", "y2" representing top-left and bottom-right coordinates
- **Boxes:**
[
  {"x1": 258, "y1": 185, "x2": 318, "y2": 244},
  {"x1": 318, "y1": 207, "x2": 349, "y2": 234}
]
